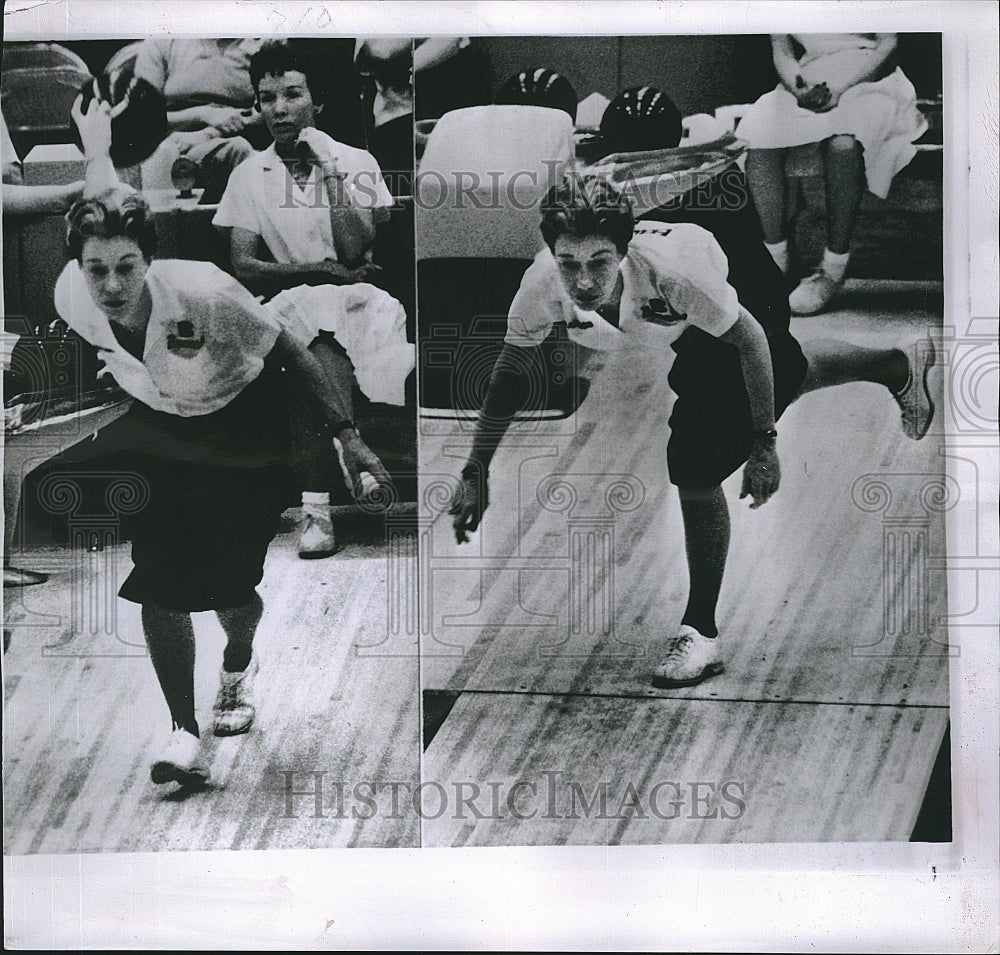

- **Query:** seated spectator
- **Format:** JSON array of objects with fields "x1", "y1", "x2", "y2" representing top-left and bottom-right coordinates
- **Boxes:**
[
  {"x1": 738, "y1": 34, "x2": 927, "y2": 314},
  {"x1": 133, "y1": 38, "x2": 267, "y2": 200},
  {"x1": 213, "y1": 39, "x2": 412, "y2": 559}
]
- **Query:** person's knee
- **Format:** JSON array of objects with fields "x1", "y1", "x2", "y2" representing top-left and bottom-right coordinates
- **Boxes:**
[
  {"x1": 189, "y1": 135, "x2": 254, "y2": 169},
  {"x1": 677, "y1": 485, "x2": 724, "y2": 503},
  {"x1": 826, "y1": 134, "x2": 860, "y2": 154}
]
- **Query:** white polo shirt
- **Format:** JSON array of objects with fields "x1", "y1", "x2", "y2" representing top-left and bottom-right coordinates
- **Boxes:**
[
  {"x1": 213, "y1": 131, "x2": 393, "y2": 264},
  {"x1": 54, "y1": 259, "x2": 282, "y2": 417},
  {"x1": 505, "y1": 221, "x2": 739, "y2": 353}
]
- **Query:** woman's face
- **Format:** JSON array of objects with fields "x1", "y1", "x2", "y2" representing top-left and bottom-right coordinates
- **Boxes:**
[
  {"x1": 257, "y1": 69, "x2": 317, "y2": 145},
  {"x1": 553, "y1": 234, "x2": 625, "y2": 312},
  {"x1": 80, "y1": 235, "x2": 149, "y2": 323}
]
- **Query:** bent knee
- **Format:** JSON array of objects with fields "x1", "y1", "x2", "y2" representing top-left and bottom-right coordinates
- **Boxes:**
[{"x1": 826, "y1": 134, "x2": 860, "y2": 153}]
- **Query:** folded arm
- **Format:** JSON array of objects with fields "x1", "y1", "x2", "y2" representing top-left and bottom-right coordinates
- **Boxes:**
[
  {"x1": 770, "y1": 34, "x2": 804, "y2": 93},
  {"x1": 828, "y1": 34, "x2": 899, "y2": 98},
  {"x1": 228, "y1": 226, "x2": 360, "y2": 289}
]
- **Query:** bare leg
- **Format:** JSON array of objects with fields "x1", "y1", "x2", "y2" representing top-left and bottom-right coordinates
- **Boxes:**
[
  {"x1": 745, "y1": 148, "x2": 790, "y2": 244},
  {"x1": 309, "y1": 337, "x2": 355, "y2": 422},
  {"x1": 799, "y1": 339, "x2": 909, "y2": 397},
  {"x1": 216, "y1": 592, "x2": 263, "y2": 673},
  {"x1": 141, "y1": 603, "x2": 199, "y2": 736},
  {"x1": 677, "y1": 485, "x2": 730, "y2": 639},
  {"x1": 823, "y1": 134, "x2": 865, "y2": 255}
]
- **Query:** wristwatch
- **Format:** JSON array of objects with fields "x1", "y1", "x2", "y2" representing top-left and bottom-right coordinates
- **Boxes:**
[{"x1": 753, "y1": 427, "x2": 778, "y2": 441}]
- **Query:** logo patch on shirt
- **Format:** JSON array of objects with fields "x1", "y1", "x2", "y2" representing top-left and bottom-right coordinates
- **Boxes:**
[
  {"x1": 167, "y1": 320, "x2": 205, "y2": 356},
  {"x1": 640, "y1": 298, "x2": 686, "y2": 326}
]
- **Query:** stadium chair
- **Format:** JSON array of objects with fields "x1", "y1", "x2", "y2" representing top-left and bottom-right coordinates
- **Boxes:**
[
  {"x1": 1, "y1": 42, "x2": 90, "y2": 74},
  {"x1": 415, "y1": 104, "x2": 576, "y2": 414},
  {"x1": 1, "y1": 60, "x2": 93, "y2": 152}
]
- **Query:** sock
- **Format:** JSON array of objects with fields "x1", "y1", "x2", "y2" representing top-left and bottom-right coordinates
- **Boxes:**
[
  {"x1": 302, "y1": 490, "x2": 330, "y2": 518},
  {"x1": 763, "y1": 239, "x2": 789, "y2": 274},
  {"x1": 821, "y1": 247, "x2": 850, "y2": 281}
]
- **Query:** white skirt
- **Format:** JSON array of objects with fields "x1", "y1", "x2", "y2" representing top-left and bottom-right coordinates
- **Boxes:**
[
  {"x1": 736, "y1": 67, "x2": 928, "y2": 199},
  {"x1": 266, "y1": 283, "x2": 414, "y2": 407}
]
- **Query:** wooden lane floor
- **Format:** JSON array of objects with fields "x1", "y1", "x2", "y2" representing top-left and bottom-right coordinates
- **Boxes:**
[
  {"x1": 420, "y1": 694, "x2": 948, "y2": 846},
  {"x1": 2, "y1": 512, "x2": 421, "y2": 854},
  {"x1": 419, "y1": 280, "x2": 950, "y2": 845}
]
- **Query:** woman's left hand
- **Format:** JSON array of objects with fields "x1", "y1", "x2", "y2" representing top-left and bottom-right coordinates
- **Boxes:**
[{"x1": 740, "y1": 440, "x2": 781, "y2": 509}]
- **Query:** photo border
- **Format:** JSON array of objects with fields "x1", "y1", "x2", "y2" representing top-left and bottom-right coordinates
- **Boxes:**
[{"x1": 3, "y1": 1, "x2": 997, "y2": 950}]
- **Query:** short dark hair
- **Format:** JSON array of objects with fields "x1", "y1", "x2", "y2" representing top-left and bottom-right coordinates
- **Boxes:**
[
  {"x1": 539, "y1": 174, "x2": 634, "y2": 256},
  {"x1": 65, "y1": 189, "x2": 158, "y2": 263},
  {"x1": 249, "y1": 39, "x2": 324, "y2": 106}
]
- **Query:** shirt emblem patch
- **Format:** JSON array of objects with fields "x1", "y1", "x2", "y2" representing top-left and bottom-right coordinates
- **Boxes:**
[{"x1": 640, "y1": 298, "x2": 686, "y2": 326}]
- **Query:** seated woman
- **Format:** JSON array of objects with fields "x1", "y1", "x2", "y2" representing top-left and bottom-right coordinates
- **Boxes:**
[
  {"x1": 738, "y1": 34, "x2": 927, "y2": 314},
  {"x1": 450, "y1": 174, "x2": 936, "y2": 689},
  {"x1": 214, "y1": 39, "x2": 412, "y2": 559},
  {"x1": 52, "y1": 92, "x2": 384, "y2": 787}
]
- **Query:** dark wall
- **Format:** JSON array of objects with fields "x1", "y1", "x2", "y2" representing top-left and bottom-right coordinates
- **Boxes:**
[
  {"x1": 480, "y1": 35, "x2": 775, "y2": 115},
  {"x1": 479, "y1": 34, "x2": 942, "y2": 114}
]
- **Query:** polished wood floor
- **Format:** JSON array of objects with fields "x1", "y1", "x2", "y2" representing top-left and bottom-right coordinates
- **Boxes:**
[
  {"x1": 3, "y1": 280, "x2": 949, "y2": 852},
  {"x1": 418, "y1": 280, "x2": 950, "y2": 845},
  {"x1": 3, "y1": 512, "x2": 420, "y2": 853}
]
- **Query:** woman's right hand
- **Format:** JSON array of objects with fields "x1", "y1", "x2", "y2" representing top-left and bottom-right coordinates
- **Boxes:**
[
  {"x1": 198, "y1": 105, "x2": 245, "y2": 136},
  {"x1": 315, "y1": 258, "x2": 355, "y2": 283},
  {"x1": 71, "y1": 88, "x2": 130, "y2": 161},
  {"x1": 449, "y1": 466, "x2": 490, "y2": 544}
]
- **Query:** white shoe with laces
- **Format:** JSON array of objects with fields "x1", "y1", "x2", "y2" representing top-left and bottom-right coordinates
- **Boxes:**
[
  {"x1": 652, "y1": 625, "x2": 725, "y2": 689},
  {"x1": 893, "y1": 337, "x2": 936, "y2": 440},
  {"x1": 213, "y1": 656, "x2": 259, "y2": 737},
  {"x1": 150, "y1": 729, "x2": 210, "y2": 786}
]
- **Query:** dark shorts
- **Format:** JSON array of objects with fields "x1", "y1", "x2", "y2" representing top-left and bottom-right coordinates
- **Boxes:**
[
  {"x1": 114, "y1": 368, "x2": 293, "y2": 611},
  {"x1": 118, "y1": 457, "x2": 288, "y2": 611},
  {"x1": 666, "y1": 325, "x2": 808, "y2": 488}
]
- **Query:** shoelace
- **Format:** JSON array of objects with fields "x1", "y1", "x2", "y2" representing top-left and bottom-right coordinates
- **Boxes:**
[
  {"x1": 663, "y1": 632, "x2": 694, "y2": 663},
  {"x1": 217, "y1": 675, "x2": 248, "y2": 710}
]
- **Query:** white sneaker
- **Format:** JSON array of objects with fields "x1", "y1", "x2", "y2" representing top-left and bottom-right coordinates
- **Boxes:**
[
  {"x1": 652, "y1": 625, "x2": 724, "y2": 689},
  {"x1": 789, "y1": 269, "x2": 845, "y2": 315},
  {"x1": 150, "y1": 729, "x2": 210, "y2": 786},
  {"x1": 297, "y1": 509, "x2": 338, "y2": 559},
  {"x1": 893, "y1": 337, "x2": 936, "y2": 440},
  {"x1": 213, "y1": 656, "x2": 259, "y2": 737}
]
